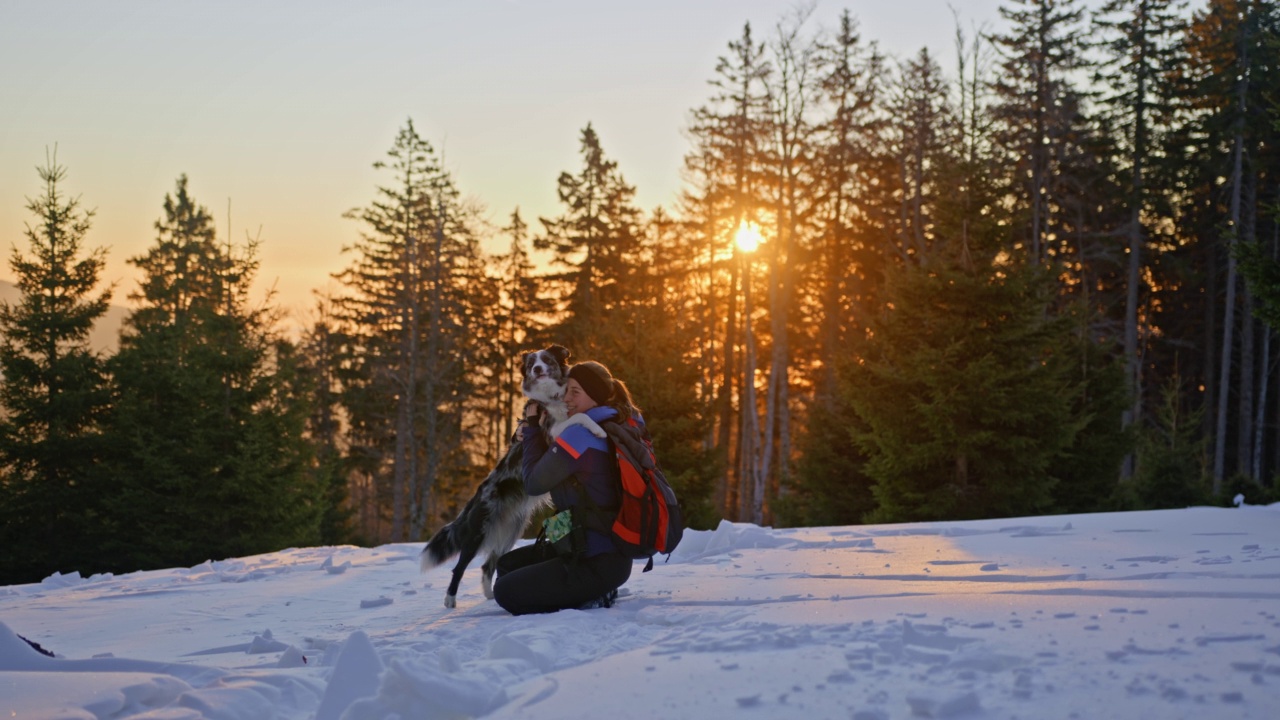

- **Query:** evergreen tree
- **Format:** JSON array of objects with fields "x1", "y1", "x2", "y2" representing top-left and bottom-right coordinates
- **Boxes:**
[
  {"x1": 1049, "y1": 309, "x2": 1134, "y2": 513},
  {"x1": 886, "y1": 47, "x2": 956, "y2": 264},
  {"x1": 333, "y1": 119, "x2": 488, "y2": 542},
  {"x1": 846, "y1": 255, "x2": 1084, "y2": 522},
  {"x1": 444, "y1": 226, "x2": 508, "y2": 517},
  {"x1": 1133, "y1": 378, "x2": 1212, "y2": 508},
  {"x1": 1093, "y1": 0, "x2": 1189, "y2": 477},
  {"x1": 100, "y1": 175, "x2": 320, "y2": 571},
  {"x1": 537, "y1": 123, "x2": 643, "y2": 353},
  {"x1": 300, "y1": 298, "x2": 355, "y2": 545},
  {"x1": 1142, "y1": 7, "x2": 1226, "y2": 486},
  {"x1": 1239, "y1": 239, "x2": 1280, "y2": 331},
  {"x1": 781, "y1": 11, "x2": 887, "y2": 528},
  {"x1": 777, "y1": 354, "x2": 876, "y2": 527},
  {"x1": 809, "y1": 9, "x2": 888, "y2": 381},
  {"x1": 990, "y1": 0, "x2": 1093, "y2": 265},
  {"x1": 0, "y1": 154, "x2": 112, "y2": 584},
  {"x1": 491, "y1": 209, "x2": 543, "y2": 448},
  {"x1": 1163, "y1": 0, "x2": 1280, "y2": 489},
  {"x1": 935, "y1": 16, "x2": 1005, "y2": 258},
  {"x1": 684, "y1": 22, "x2": 774, "y2": 518}
]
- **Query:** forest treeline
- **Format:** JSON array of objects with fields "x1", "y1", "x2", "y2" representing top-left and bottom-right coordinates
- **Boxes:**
[{"x1": 3, "y1": 0, "x2": 1279, "y2": 585}]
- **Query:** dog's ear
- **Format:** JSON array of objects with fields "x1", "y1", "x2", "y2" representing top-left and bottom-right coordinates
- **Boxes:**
[
  {"x1": 549, "y1": 345, "x2": 571, "y2": 366},
  {"x1": 521, "y1": 352, "x2": 536, "y2": 373}
]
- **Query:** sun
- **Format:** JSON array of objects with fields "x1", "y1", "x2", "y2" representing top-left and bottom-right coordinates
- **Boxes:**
[{"x1": 734, "y1": 221, "x2": 762, "y2": 253}]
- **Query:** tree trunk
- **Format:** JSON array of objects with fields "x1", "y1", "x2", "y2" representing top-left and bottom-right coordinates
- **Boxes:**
[
  {"x1": 717, "y1": 254, "x2": 740, "y2": 517},
  {"x1": 1121, "y1": 49, "x2": 1149, "y2": 480},
  {"x1": 739, "y1": 258, "x2": 760, "y2": 523},
  {"x1": 1271, "y1": 199, "x2": 1280, "y2": 480},
  {"x1": 1259, "y1": 204, "x2": 1280, "y2": 479},
  {"x1": 1212, "y1": 11, "x2": 1251, "y2": 493},
  {"x1": 415, "y1": 198, "x2": 446, "y2": 541},
  {"x1": 757, "y1": 254, "x2": 780, "y2": 525},
  {"x1": 702, "y1": 222, "x2": 718, "y2": 453},
  {"x1": 1212, "y1": 150, "x2": 1242, "y2": 492},
  {"x1": 393, "y1": 182, "x2": 420, "y2": 542},
  {"x1": 1205, "y1": 229, "x2": 1219, "y2": 450},
  {"x1": 1253, "y1": 323, "x2": 1270, "y2": 482},
  {"x1": 1237, "y1": 172, "x2": 1258, "y2": 480},
  {"x1": 393, "y1": 391, "x2": 410, "y2": 541},
  {"x1": 1031, "y1": 41, "x2": 1048, "y2": 264}
]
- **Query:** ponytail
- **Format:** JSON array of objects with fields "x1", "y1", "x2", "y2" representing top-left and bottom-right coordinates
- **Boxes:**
[{"x1": 607, "y1": 377, "x2": 639, "y2": 421}]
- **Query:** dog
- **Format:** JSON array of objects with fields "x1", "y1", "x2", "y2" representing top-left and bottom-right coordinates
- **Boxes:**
[{"x1": 419, "y1": 345, "x2": 605, "y2": 608}]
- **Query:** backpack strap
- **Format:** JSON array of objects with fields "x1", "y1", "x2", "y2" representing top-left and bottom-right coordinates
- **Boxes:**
[
  {"x1": 564, "y1": 418, "x2": 622, "y2": 548},
  {"x1": 601, "y1": 419, "x2": 656, "y2": 471},
  {"x1": 568, "y1": 419, "x2": 645, "y2": 558}
]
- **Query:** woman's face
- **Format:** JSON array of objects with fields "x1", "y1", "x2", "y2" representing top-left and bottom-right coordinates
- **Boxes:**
[{"x1": 564, "y1": 378, "x2": 598, "y2": 416}]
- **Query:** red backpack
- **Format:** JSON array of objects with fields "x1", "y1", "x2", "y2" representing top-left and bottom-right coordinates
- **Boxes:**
[{"x1": 599, "y1": 417, "x2": 685, "y2": 571}]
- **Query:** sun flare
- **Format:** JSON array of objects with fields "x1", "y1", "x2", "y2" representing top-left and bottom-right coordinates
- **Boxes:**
[{"x1": 734, "y1": 221, "x2": 762, "y2": 253}]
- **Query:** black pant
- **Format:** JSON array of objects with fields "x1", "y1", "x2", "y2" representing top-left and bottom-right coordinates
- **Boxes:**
[{"x1": 493, "y1": 542, "x2": 633, "y2": 616}]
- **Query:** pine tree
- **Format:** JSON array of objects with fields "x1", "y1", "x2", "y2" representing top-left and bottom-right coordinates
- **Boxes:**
[
  {"x1": 886, "y1": 46, "x2": 955, "y2": 264},
  {"x1": 537, "y1": 123, "x2": 642, "y2": 353},
  {"x1": 935, "y1": 16, "x2": 1005, "y2": 257},
  {"x1": 1049, "y1": 306, "x2": 1134, "y2": 513},
  {"x1": 1093, "y1": 0, "x2": 1189, "y2": 477},
  {"x1": 846, "y1": 255, "x2": 1083, "y2": 522},
  {"x1": 1166, "y1": 0, "x2": 1280, "y2": 490},
  {"x1": 1133, "y1": 378, "x2": 1211, "y2": 508},
  {"x1": 491, "y1": 209, "x2": 543, "y2": 449},
  {"x1": 100, "y1": 175, "x2": 320, "y2": 571},
  {"x1": 333, "y1": 119, "x2": 488, "y2": 542},
  {"x1": 0, "y1": 154, "x2": 112, "y2": 584},
  {"x1": 685, "y1": 22, "x2": 774, "y2": 518},
  {"x1": 300, "y1": 298, "x2": 355, "y2": 545},
  {"x1": 781, "y1": 12, "x2": 889, "y2": 529},
  {"x1": 809, "y1": 9, "x2": 888, "y2": 383},
  {"x1": 990, "y1": 0, "x2": 1092, "y2": 264},
  {"x1": 777, "y1": 352, "x2": 877, "y2": 527},
  {"x1": 1144, "y1": 3, "x2": 1236, "y2": 488},
  {"x1": 744, "y1": 9, "x2": 824, "y2": 525}
]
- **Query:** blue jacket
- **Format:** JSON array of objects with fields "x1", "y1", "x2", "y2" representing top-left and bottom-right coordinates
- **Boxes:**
[{"x1": 521, "y1": 405, "x2": 625, "y2": 557}]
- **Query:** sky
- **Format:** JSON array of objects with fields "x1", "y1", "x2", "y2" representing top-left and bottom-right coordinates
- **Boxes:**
[
  {"x1": 3, "y1": 502, "x2": 1279, "y2": 719},
  {"x1": 0, "y1": 0, "x2": 1016, "y2": 326}
]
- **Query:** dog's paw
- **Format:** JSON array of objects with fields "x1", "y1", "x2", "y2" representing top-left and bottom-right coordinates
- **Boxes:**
[
  {"x1": 551, "y1": 414, "x2": 607, "y2": 439},
  {"x1": 444, "y1": 594, "x2": 457, "y2": 609},
  {"x1": 581, "y1": 417, "x2": 607, "y2": 438}
]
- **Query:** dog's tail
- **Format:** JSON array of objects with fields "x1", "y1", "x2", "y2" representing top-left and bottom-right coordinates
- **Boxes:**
[{"x1": 419, "y1": 522, "x2": 461, "y2": 573}]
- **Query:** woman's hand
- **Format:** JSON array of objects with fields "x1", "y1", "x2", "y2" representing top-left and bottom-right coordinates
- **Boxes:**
[
  {"x1": 518, "y1": 401, "x2": 543, "y2": 440},
  {"x1": 525, "y1": 400, "x2": 541, "y2": 420}
]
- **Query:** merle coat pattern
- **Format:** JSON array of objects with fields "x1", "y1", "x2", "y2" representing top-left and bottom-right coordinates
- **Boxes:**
[{"x1": 418, "y1": 345, "x2": 604, "y2": 608}]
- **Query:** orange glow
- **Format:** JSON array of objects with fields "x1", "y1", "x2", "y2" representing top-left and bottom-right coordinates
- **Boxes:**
[{"x1": 734, "y1": 221, "x2": 762, "y2": 253}]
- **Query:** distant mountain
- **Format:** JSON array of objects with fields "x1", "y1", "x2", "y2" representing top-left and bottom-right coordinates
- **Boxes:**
[{"x1": 0, "y1": 279, "x2": 128, "y2": 353}]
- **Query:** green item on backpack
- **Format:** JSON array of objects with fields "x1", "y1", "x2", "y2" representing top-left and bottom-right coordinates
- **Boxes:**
[{"x1": 541, "y1": 509, "x2": 574, "y2": 544}]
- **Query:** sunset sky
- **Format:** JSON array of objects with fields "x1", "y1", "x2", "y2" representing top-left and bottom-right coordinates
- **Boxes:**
[{"x1": 2, "y1": 0, "x2": 1015, "y2": 325}]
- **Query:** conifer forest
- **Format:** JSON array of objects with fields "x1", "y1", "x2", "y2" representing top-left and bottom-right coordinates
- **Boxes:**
[{"x1": 3, "y1": 1, "x2": 1279, "y2": 585}]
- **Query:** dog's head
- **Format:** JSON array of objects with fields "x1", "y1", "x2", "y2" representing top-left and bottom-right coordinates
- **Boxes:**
[{"x1": 521, "y1": 345, "x2": 571, "y2": 402}]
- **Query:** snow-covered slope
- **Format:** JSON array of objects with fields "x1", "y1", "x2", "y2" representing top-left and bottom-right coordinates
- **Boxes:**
[{"x1": 3, "y1": 504, "x2": 1279, "y2": 719}]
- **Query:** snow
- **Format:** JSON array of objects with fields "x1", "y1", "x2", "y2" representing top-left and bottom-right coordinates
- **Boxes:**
[{"x1": 3, "y1": 504, "x2": 1280, "y2": 719}]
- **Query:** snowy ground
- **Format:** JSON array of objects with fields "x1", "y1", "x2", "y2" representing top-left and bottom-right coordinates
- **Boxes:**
[{"x1": 3, "y1": 504, "x2": 1279, "y2": 720}]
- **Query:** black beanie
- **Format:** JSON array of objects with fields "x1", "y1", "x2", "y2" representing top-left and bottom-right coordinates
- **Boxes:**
[{"x1": 568, "y1": 362, "x2": 613, "y2": 406}]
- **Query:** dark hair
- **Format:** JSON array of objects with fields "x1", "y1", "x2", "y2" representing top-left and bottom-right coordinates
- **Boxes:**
[{"x1": 569, "y1": 361, "x2": 639, "y2": 420}]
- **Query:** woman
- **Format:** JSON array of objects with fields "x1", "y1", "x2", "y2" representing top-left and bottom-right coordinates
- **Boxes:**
[{"x1": 492, "y1": 361, "x2": 639, "y2": 615}]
